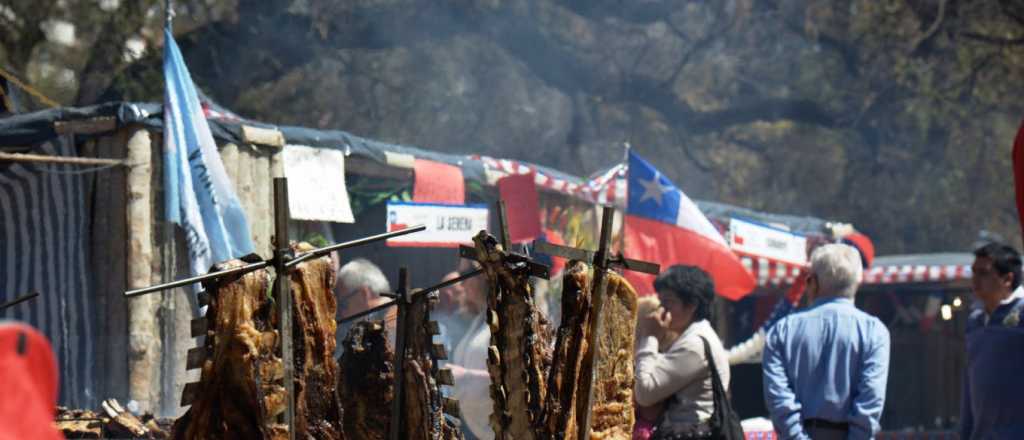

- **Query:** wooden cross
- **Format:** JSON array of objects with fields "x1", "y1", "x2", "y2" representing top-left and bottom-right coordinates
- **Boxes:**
[
  {"x1": 457, "y1": 201, "x2": 550, "y2": 280},
  {"x1": 532, "y1": 205, "x2": 660, "y2": 439}
]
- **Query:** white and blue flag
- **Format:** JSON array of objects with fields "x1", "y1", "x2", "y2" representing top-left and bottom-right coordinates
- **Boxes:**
[{"x1": 163, "y1": 27, "x2": 254, "y2": 276}]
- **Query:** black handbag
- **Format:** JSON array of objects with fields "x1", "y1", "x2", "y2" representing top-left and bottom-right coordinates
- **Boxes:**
[
  {"x1": 649, "y1": 337, "x2": 745, "y2": 440},
  {"x1": 698, "y1": 336, "x2": 745, "y2": 440}
]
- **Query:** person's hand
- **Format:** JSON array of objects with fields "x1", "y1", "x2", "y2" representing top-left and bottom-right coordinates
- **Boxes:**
[{"x1": 637, "y1": 306, "x2": 671, "y2": 340}]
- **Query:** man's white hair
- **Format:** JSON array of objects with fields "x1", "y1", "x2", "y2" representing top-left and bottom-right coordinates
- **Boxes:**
[
  {"x1": 810, "y1": 243, "x2": 863, "y2": 299},
  {"x1": 337, "y1": 258, "x2": 391, "y2": 295}
]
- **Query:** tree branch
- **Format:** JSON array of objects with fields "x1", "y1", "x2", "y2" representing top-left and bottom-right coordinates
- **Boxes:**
[
  {"x1": 962, "y1": 31, "x2": 1024, "y2": 46},
  {"x1": 908, "y1": 0, "x2": 947, "y2": 55}
]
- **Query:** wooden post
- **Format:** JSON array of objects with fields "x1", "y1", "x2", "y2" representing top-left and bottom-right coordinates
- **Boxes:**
[
  {"x1": 389, "y1": 267, "x2": 411, "y2": 440},
  {"x1": 578, "y1": 206, "x2": 615, "y2": 438},
  {"x1": 273, "y1": 178, "x2": 296, "y2": 440},
  {"x1": 91, "y1": 133, "x2": 129, "y2": 404},
  {"x1": 125, "y1": 127, "x2": 162, "y2": 413}
]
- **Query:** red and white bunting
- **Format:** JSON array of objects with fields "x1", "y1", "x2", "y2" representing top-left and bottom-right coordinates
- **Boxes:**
[{"x1": 476, "y1": 156, "x2": 627, "y2": 206}]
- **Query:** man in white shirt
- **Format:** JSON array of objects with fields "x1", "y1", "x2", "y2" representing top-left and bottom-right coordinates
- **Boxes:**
[{"x1": 445, "y1": 261, "x2": 492, "y2": 440}]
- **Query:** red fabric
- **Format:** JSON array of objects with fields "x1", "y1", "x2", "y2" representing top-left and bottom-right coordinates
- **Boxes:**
[
  {"x1": 542, "y1": 228, "x2": 567, "y2": 276},
  {"x1": 412, "y1": 159, "x2": 465, "y2": 204},
  {"x1": 1014, "y1": 119, "x2": 1024, "y2": 245},
  {"x1": 785, "y1": 268, "x2": 808, "y2": 304},
  {"x1": 497, "y1": 172, "x2": 542, "y2": 243},
  {"x1": 623, "y1": 215, "x2": 756, "y2": 300},
  {"x1": 0, "y1": 323, "x2": 63, "y2": 440},
  {"x1": 842, "y1": 232, "x2": 875, "y2": 268}
]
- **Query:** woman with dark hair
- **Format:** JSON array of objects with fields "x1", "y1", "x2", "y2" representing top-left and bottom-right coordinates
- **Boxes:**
[{"x1": 634, "y1": 265, "x2": 731, "y2": 439}]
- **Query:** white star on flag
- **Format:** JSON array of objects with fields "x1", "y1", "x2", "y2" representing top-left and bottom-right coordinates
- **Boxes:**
[{"x1": 638, "y1": 172, "x2": 670, "y2": 205}]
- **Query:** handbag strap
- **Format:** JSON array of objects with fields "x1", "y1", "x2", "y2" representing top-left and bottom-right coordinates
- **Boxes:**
[{"x1": 698, "y1": 335, "x2": 734, "y2": 408}]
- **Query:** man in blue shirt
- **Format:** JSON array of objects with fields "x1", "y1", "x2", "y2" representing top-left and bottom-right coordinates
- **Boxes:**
[
  {"x1": 763, "y1": 244, "x2": 890, "y2": 440},
  {"x1": 961, "y1": 242, "x2": 1024, "y2": 439}
]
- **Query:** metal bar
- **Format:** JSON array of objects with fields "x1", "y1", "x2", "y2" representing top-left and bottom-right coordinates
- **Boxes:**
[
  {"x1": 180, "y1": 382, "x2": 199, "y2": 407},
  {"x1": 459, "y1": 245, "x2": 477, "y2": 260},
  {"x1": 420, "y1": 268, "x2": 483, "y2": 295},
  {"x1": 536, "y1": 239, "x2": 659, "y2": 275},
  {"x1": 389, "y1": 267, "x2": 410, "y2": 440},
  {"x1": 535, "y1": 241, "x2": 595, "y2": 264},
  {"x1": 273, "y1": 178, "x2": 296, "y2": 440},
  {"x1": 189, "y1": 317, "x2": 207, "y2": 338},
  {"x1": 125, "y1": 225, "x2": 426, "y2": 297},
  {"x1": 0, "y1": 152, "x2": 127, "y2": 166},
  {"x1": 0, "y1": 291, "x2": 39, "y2": 312},
  {"x1": 615, "y1": 254, "x2": 661, "y2": 275},
  {"x1": 579, "y1": 205, "x2": 616, "y2": 439},
  {"x1": 185, "y1": 346, "x2": 207, "y2": 370},
  {"x1": 285, "y1": 224, "x2": 427, "y2": 268},
  {"x1": 497, "y1": 200, "x2": 511, "y2": 249},
  {"x1": 124, "y1": 261, "x2": 269, "y2": 297},
  {"x1": 337, "y1": 298, "x2": 397, "y2": 324},
  {"x1": 336, "y1": 268, "x2": 484, "y2": 324}
]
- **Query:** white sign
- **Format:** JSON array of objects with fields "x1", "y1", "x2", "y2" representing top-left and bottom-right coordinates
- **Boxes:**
[
  {"x1": 386, "y1": 202, "x2": 489, "y2": 248},
  {"x1": 283, "y1": 144, "x2": 355, "y2": 223},
  {"x1": 728, "y1": 218, "x2": 807, "y2": 265}
]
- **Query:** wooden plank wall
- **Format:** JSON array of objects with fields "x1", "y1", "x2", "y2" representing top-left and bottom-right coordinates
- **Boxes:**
[
  {"x1": 84, "y1": 132, "x2": 129, "y2": 405},
  {"x1": 100, "y1": 130, "x2": 281, "y2": 415}
]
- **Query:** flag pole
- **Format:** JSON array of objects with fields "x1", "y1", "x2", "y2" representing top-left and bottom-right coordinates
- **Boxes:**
[
  {"x1": 617, "y1": 142, "x2": 630, "y2": 253},
  {"x1": 164, "y1": 0, "x2": 174, "y2": 30}
]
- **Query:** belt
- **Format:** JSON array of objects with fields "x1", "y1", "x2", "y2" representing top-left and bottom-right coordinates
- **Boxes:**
[{"x1": 803, "y1": 418, "x2": 849, "y2": 431}]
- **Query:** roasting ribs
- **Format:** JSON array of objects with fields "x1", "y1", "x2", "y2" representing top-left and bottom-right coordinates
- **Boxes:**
[
  {"x1": 584, "y1": 271, "x2": 638, "y2": 439},
  {"x1": 472, "y1": 232, "x2": 552, "y2": 440},
  {"x1": 287, "y1": 242, "x2": 345, "y2": 439},
  {"x1": 473, "y1": 230, "x2": 640, "y2": 440},
  {"x1": 338, "y1": 320, "x2": 394, "y2": 440},
  {"x1": 542, "y1": 261, "x2": 591, "y2": 440},
  {"x1": 172, "y1": 259, "x2": 287, "y2": 440},
  {"x1": 174, "y1": 244, "x2": 344, "y2": 440},
  {"x1": 337, "y1": 289, "x2": 463, "y2": 440},
  {"x1": 398, "y1": 290, "x2": 464, "y2": 440}
]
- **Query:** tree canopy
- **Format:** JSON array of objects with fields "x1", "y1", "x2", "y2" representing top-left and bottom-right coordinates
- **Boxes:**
[{"x1": 3, "y1": 0, "x2": 1023, "y2": 254}]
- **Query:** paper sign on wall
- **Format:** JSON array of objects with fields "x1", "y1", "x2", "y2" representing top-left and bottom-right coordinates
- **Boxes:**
[
  {"x1": 283, "y1": 144, "x2": 355, "y2": 223},
  {"x1": 728, "y1": 218, "x2": 807, "y2": 265},
  {"x1": 386, "y1": 202, "x2": 489, "y2": 247}
]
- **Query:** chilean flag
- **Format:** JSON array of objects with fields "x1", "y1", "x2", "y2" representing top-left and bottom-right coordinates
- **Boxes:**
[
  {"x1": 623, "y1": 151, "x2": 756, "y2": 300},
  {"x1": 1013, "y1": 118, "x2": 1024, "y2": 245}
]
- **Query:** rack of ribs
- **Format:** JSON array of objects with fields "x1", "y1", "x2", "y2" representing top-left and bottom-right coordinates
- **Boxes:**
[
  {"x1": 398, "y1": 290, "x2": 464, "y2": 440},
  {"x1": 173, "y1": 243, "x2": 345, "y2": 440},
  {"x1": 339, "y1": 320, "x2": 394, "y2": 440},
  {"x1": 172, "y1": 259, "x2": 288, "y2": 440},
  {"x1": 541, "y1": 261, "x2": 591, "y2": 440},
  {"x1": 471, "y1": 232, "x2": 552, "y2": 440},
  {"x1": 585, "y1": 271, "x2": 638, "y2": 439},
  {"x1": 286, "y1": 243, "x2": 345, "y2": 439},
  {"x1": 542, "y1": 262, "x2": 639, "y2": 440}
]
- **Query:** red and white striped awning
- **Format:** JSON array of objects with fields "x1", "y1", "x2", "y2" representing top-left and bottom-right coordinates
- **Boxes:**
[
  {"x1": 740, "y1": 257, "x2": 973, "y2": 287},
  {"x1": 739, "y1": 254, "x2": 806, "y2": 287},
  {"x1": 861, "y1": 264, "x2": 971, "y2": 285}
]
